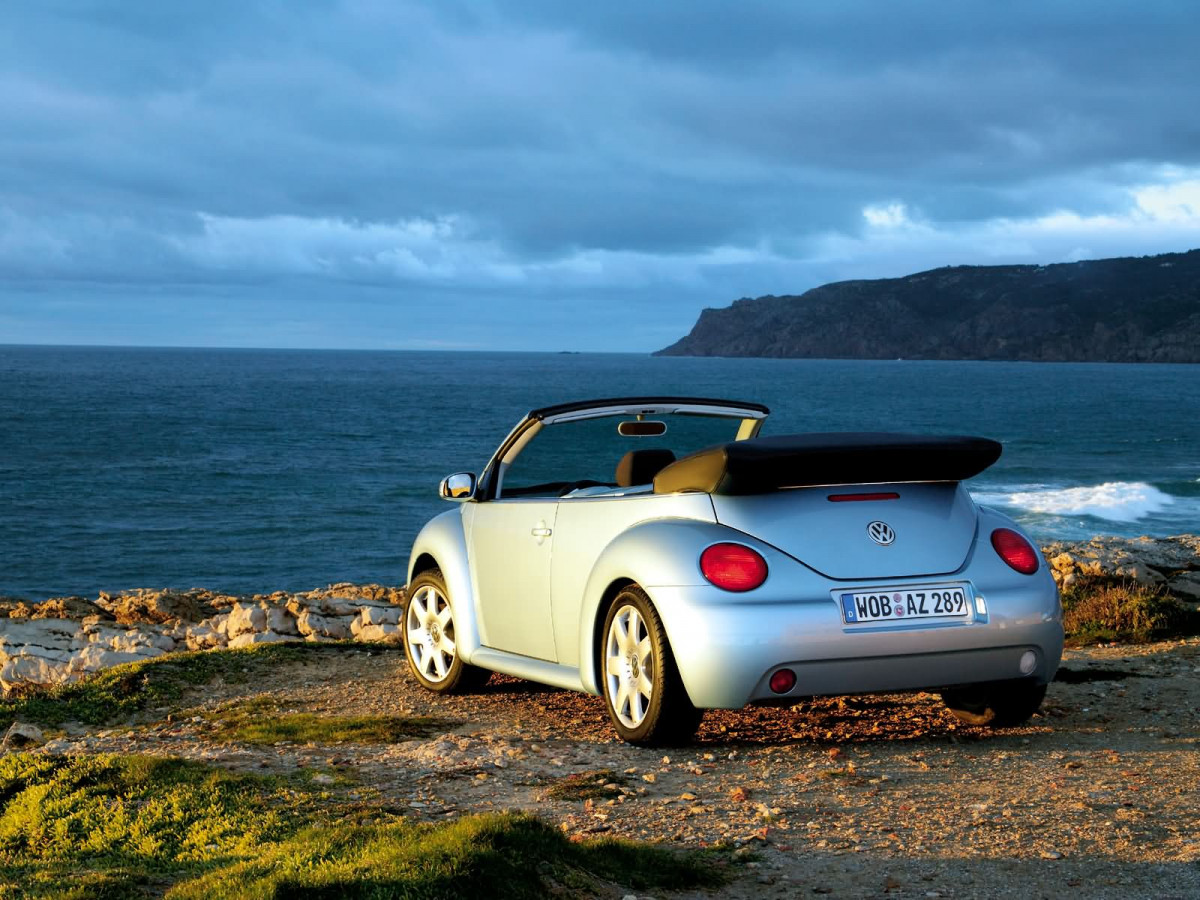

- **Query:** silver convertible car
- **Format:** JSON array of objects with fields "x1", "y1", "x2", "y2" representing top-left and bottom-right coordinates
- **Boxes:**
[{"x1": 404, "y1": 397, "x2": 1063, "y2": 745}]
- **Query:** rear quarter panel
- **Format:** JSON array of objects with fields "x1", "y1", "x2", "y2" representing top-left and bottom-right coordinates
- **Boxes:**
[{"x1": 551, "y1": 493, "x2": 716, "y2": 674}]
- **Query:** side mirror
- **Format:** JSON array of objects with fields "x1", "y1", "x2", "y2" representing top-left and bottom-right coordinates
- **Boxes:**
[{"x1": 439, "y1": 472, "x2": 476, "y2": 501}]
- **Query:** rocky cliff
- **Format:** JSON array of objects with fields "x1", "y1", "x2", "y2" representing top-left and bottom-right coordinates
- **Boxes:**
[{"x1": 656, "y1": 249, "x2": 1200, "y2": 361}]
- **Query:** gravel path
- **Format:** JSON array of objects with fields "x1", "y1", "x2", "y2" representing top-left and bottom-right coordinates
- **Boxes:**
[{"x1": 44, "y1": 637, "x2": 1200, "y2": 899}]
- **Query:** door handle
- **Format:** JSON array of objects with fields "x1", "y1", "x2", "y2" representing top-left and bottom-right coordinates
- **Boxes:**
[{"x1": 531, "y1": 526, "x2": 552, "y2": 538}]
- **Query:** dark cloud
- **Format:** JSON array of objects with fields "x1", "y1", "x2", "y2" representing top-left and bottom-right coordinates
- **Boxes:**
[{"x1": 1, "y1": 1, "x2": 1198, "y2": 349}]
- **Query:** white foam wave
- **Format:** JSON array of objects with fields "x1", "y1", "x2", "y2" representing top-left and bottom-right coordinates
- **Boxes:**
[{"x1": 973, "y1": 482, "x2": 1175, "y2": 523}]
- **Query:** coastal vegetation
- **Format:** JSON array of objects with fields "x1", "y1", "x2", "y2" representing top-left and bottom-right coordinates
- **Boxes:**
[
  {"x1": 0, "y1": 753, "x2": 725, "y2": 899},
  {"x1": 1059, "y1": 577, "x2": 1200, "y2": 647},
  {"x1": 0, "y1": 644, "x2": 339, "y2": 732}
]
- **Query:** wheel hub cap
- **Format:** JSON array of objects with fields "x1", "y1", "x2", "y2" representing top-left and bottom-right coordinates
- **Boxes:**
[{"x1": 605, "y1": 605, "x2": 654, "y2": 730}]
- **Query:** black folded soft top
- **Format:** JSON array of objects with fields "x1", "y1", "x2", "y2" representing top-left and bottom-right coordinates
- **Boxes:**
[{"x1": 652, "y1": 432, "x2": 1002, "y2": 495}]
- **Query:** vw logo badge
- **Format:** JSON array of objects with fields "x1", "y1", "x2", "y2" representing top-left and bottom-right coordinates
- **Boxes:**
[{"x1": 867, "y1": 521, "x2": 896, "y2": 545}]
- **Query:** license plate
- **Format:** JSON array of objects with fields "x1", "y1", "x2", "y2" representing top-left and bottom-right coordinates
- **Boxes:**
[{"x1": 839, "y1": 585, "x2": 971, "y2": 624}]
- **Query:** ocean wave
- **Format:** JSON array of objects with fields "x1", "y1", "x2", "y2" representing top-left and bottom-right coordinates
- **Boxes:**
[{"x1": 972, "y1": 481, "x2": 1175, "y2": 523}]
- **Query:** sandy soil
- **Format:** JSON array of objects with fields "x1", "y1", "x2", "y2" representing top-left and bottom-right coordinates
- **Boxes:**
[{"x1": 45, "y1": 637, "x2": 1200, "y2": 899}]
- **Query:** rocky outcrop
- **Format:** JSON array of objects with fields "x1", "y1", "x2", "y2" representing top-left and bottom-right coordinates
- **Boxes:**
[
  {"x1": 0, "y1": 583, "x2": 407, "y2": 697},
  {"x1": 1041, "y1": 534, "x2": 1200, "y2": 599},
  {"x1": 2, "y1": 538, "x2": 1197, "y2": 697},
  {"x1": 656, "y1": 249, "x2": 1200, "y2": 362}
]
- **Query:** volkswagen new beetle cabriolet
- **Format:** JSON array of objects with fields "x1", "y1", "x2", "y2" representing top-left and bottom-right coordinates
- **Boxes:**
[{"x1": 404, "y1": 397, "x2": 1063, "y2": 745}]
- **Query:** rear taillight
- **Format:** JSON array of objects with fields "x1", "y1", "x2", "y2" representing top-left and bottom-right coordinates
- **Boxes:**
[
  {"x1": 991, "y1": 528, "x2": 1040, "y2": 575},
  {"x1": 700, "y1": 543, "x2": 768, "y2": 592}
]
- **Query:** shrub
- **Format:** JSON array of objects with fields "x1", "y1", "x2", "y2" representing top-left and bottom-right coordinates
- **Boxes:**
[{"x1": 1061, "y1": 577, "x2": 1200, "y2": 646}]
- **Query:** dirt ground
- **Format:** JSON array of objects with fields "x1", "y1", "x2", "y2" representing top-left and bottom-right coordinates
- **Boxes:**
[{"x1": 45, "y1": 637, "x2": 1200, "y2": 899}]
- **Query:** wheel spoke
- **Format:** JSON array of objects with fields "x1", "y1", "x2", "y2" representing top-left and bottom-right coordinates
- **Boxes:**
[
  {"x1": 615, "y1": 612, "x2": 631, "y2": 651},
  {"x1": 606, "y1": 654, "x2": 624, "y2": 677},
  {"x1": 626, "y1": 610, "x2": 642, "y2": 650},
  {"x1": 637, "y1": 636, "x2": 652, "y2": 659},
  {"x1": 437, "y1": 605, "x2": 453, "y2": 627},
  {"x1": 614, "y1": 682, "x2": 631, "y2": 719},
  {"x1": 440, "y1": 636, "x2": 455, "y2": 657},
  {"x1": 432, "y1": 650, "x2": 448, "y2": 678},
  {"x1": 410, "y1": 591, "x2": 429, "y2": 621},
  {"x1": 637, "y1": 672, "x2": 653, "y2": 701}
]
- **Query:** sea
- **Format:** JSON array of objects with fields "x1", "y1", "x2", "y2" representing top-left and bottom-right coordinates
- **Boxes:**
[{"x1": 1, "y1": 346, "x2": 1197, "y2": 601}]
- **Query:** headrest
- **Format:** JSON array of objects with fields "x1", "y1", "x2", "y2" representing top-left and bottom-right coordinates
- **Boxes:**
[{"x1": 615, "y1": 448, "x2": 677, "y2": 487}]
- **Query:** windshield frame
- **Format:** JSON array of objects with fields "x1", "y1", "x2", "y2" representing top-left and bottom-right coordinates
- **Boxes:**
[{"x1": 476, "y1": 397, "x2": 769, "y2": 502}]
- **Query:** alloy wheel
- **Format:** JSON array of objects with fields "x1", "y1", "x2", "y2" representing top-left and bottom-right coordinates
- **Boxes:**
[
  {"x1": 406, "y1": 585, "x2": 456, "y2": 683},
  {"x1": 605, "y1": 604, "x2": 655, "y2": 728}
]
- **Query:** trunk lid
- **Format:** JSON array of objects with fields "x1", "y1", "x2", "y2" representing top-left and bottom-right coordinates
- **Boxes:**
[{"x1": 711, "y1": 482, "x2": 978, "y2": 580}]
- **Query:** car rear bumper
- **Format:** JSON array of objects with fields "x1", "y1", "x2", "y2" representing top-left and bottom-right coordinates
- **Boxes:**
[{"x1": 648, "y1": 580, "x2": 1064, "y2": 709}]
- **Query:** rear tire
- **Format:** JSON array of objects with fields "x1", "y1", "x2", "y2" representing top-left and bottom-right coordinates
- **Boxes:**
[
  {"x1": 403, "y1": 569, "x2": 490, "y2": 694},
  {"x1": 941, "y1": 679, "x2": 1047, "y2": 727},
  {"x1": 601, "y1": 586, "x2": 702, "y2": 745}
]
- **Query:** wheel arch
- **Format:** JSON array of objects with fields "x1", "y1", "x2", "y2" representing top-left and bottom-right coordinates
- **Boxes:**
[
  {"x1": 405, "y1": 508, "x2": 481, "y2": 663},
  {"x1": 587, "y1": 577, "x2": 636, "y2": 697},
  {"x1": 409, "y1": 552, "x2": 440, "y2": 581}
]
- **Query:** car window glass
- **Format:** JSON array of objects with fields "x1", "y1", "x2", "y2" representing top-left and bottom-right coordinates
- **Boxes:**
[{"x1": 501, "y1": 413, "x2": 742, "y2": 498}]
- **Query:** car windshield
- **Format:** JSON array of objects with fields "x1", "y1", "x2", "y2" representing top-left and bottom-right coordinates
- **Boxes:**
[{"x1": 501, "y1": 412, "x2": 743, "y2": 498}]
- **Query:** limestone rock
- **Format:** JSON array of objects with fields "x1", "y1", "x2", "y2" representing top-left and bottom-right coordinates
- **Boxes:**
[
  {"x1": 359, "y1": 605, "x2": 401, "y2": 627},
  {"x1": 227, "y1": 602, "x2": 267, "y2": 637},
  {"x1": 354, "y1": 622, "x2": 402, "y2": 644},
  {"x1": 1167, "y1": 573, "x2": 1200, "y2": 600},
  {"x1": 30, "y1": 596, "x2": 105, "y2": 620},
  {"x1": 81, "y1": 622, "x2": 176, "y2": 654},
  {"x1": 265, "y1": 605, "x2": 299, "y2": 635},
  {"x1": 228, "y1": 631, "x2": 294, "y2": 649},
  {"x1": 1, "y1": 721, "x2": 44, "y2": 750},
  {"x1": 69, "y1": 645, "x2": 165, "y2": 675},
  {"x1": 102, "y1": 588, "x2": 224, "y2": 625},
  {"x1": 185, "y1": 622, "x2": 227, "y2": 651},
  {"x1": 0, "y1": 618, "x2": 79, "y2": 663},
  {"x1": 296, "y1": 611, "x2": 353, "y2": 640},
  {"x1": 0, "y1": 656, "x2": 71, "y2": 693},
  {"x1": 1041, "y1": 534, "x2": 1200, "y2": 599}
]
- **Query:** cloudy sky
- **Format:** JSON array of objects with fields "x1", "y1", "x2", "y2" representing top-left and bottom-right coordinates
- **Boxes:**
[{"x1": 2, "y1": 1, "x2": 1199, "y2": 350}]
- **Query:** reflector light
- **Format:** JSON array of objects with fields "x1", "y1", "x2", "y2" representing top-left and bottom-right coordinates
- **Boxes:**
[
  {"x1": 827, "y1": 492, "x2": 900, "y2": 502},
  {"x1": 769, "y1": 668, "x2": 796, "y2": 694},
  {"x1": 699, "y1": 543, "x2": 768, "y2": 592},
  {"x1": 991, "y1": 528, "x2": 1040, "y2": 575}
]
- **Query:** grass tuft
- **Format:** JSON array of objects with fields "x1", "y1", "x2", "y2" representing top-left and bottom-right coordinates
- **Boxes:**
[
  {"x1": 1061, "y1": 577, "x2": 1200, "y2": 646},
  {"x1": 542, "y1": 769, "x2": 630, "y2": 802},
  {"x1": 205, "y1": 697, "x2": 448, "y2": 745},
  {"x1": 0, "y1": 754, "x2": 725, "y2": 899}
]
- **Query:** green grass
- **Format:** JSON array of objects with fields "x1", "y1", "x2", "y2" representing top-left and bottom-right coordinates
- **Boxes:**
[
  {"x1": 542, "y1": 769, "x2": 630, "y2": 802},
  {"x1": 205, "y1": 697, "x2": 447, "y2": 745},
  {"x1": 0, "y1": 753, "x2": 295, "y2": 899},
  {"x1": 0, "y1": 644, "x2": 381, "y2": 731},
  {"x1": 1061, "y1": 577, "x2": 1200, "y2": 646},
  {"x1": 0, "y1": 754, "x2": 726, "y2": 900}
]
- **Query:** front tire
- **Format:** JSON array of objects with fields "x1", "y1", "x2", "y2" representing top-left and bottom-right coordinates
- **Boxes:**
[
  {"x1": 601, "y1": 586, "x2": 702, "y2": 745},
  {"x1": 403, "y1": 569, "x2": 490, "y2": 694},
  {"x1": 941, "y1": 679, "x2": 1047, "y2": 727}
]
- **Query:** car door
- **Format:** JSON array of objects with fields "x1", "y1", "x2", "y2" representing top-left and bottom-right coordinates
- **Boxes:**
[{"x1": 469, "y1": 498, "x2": 559, "y2": 661}]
